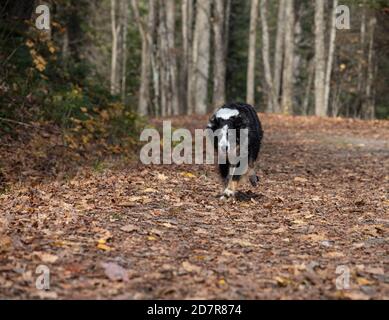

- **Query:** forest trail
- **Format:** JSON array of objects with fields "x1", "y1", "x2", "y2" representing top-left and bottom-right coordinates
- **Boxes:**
[{"x1": 0, "y1": 114, "x2": 388, "y2": 299}]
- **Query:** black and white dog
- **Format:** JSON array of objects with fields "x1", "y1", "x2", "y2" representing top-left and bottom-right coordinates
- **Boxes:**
[{"x1": 207, "y1": 103, "x2": 263, "y2": 199}]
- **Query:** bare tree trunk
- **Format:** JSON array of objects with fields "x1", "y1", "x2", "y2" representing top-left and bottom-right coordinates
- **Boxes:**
[
  {"x1": 121, "y1": 0, "x2": 128, "y2": 103},
  {"x1": 247, "y1": 0, "x2": 259, "y2": 106},
  {"x1": 357, "y1": 1, "x2": 367, "y2": 117},
  {"x1": 212, "y1": 0, "x2": 227, "y2": 108},
  {"x1": 324, "y1": 0, "x2": 338, "y2": 116},
  {"x1": 260, "y1": 0, "x2": 276, "y2": 113},
  {"x1": 131, "y1": 0, "x2": 153, "y2": 116},
  {"x1": 148, "y1": 1, "x2": 158, "y2": 116},
  {"x1": 302, "y1": 59, "x2": 314, "y2": 115},
  {"x1": 110, "y1": 0, "x2": 120, "y2": 95},
  {"x1": 362, "y1": 14, "x2": 377, "y2": 119},
  {"x1": 182, "y1": 0, "x2": 193, "y2": 114},
  {"x1": 273, "y1": 0, "x2": 286, "y2": 113},
  {"x1": 166, "y1": 0, "x2": 179, "y2": 115},
  {"x1": 314, "y1": 0, "x2": 326, "y2": 116},
  {"x1": 157, "y1": 3, "x2": 168, "y2": 116},
  {"x1": 62, "y1": 28, "x2": 69, "y2": 60},
  {"x1": 281, "y1": 0, "x2": 294, "y2": 115},
  {"x1": 331, "y1": 82, "x2": 340, "y2": 117},
  {"x1": 192, "y1": 0, "x2": 212, "y2": 115},
  {"x1": 224, "y1": 0, "x2": 231, "y2": 57}
]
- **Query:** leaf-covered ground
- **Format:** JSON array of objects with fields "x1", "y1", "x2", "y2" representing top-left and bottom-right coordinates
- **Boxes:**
[{"x1": 0, "y1": 114, "x2": 388, "y2": 299}]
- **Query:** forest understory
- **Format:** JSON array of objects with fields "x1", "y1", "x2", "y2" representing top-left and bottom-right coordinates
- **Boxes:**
[{"x1": 0, "y1": 114, "x2": 388, "y2": 299}]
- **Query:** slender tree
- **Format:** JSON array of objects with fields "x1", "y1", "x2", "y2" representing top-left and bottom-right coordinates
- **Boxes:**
[
  {"x1": 212, "y1": 0, "x2": 228, "y2": 108},
  {"x1": 273, "y1": 0, "x2": 286, "y2": 113},
  {"x1": 314, "y1": 0, "x2": 326, "y2": 116},
  {"x1": 362, "y1": 14, "x2": 377, "y2": 119},
  {"x1": 131, "y1": 0, "x2": 154, "y2": 116},
  {"x1": 110, "y1": 0, "x2": 120, "y2": 95},
  {"x1": 247, "y1": 0, "x2": 259, "y2": 106},
  {"x1": 281, "y1": 0, "x2": 295, "y2": 115},
  {"x1": 120, "y1": 0, "x2": 129, "y2": 103},
  {"x1": 260, "y1": 0, "x2": 276, "y2": 113},
  {"x1": 324, "y1": 0, "x2": 338, "y2": 116},
  {"x1": 181, "y1": 0, "x2": 193, "y2": 114},
  {"x1": 191, "y1": 0, "x2": 212, "y2": 115}
]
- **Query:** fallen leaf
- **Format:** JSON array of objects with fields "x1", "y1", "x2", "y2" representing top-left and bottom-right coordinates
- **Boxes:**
[
  {"x1": 101, "y1": 262, "x2": 129, "y2": 282},
  {"x1": 364, "y1": 267, "x2": 384, "y2": 275},
  {"x1": 34, "y1": 252, "x2": 58, "y2": 263},
  {"x1": 182, "y1": 261, "x2": 201, "y2": 273},
  {"x1": 275, "y1": 276, "x2": 292, "y2": 287},
  {"x1": 182, "y1": 172, "x2": 196, "y2": 178},
  {"x1": 272, "y1": 227, "x2": 286, "y2": 234},
  {"x1": 218, "y1": 279, "x2": 226, "y2": 285},
  {"x1": 157, "y1": 173, "x2": 168, "y2": 181},
  {"x1": 292, "y1": 219, "x2": 306, "y2": 225},
  {"x1": 232, "y1": 239, "x2": 255, "y2": 247},
  {"x1": 356, "y1": 277, "x2": 374, "y2": 286},
  {"x1": 342, "y1": 291, "x2": 370, "y2": 300},
  {"x1": 323, "y1": 251, "x2": 344, "y2": 258},
  {"x1": 302, "y1": 233, "x2": 327, "y2": 242},
  {"x1": 97, "y1": 243, "x2": 112, "y2": 251},
  {"x1": 35, "y1": 291, "x2": 58, "y2": 299},
  {"x1": 120, "y1": 224, "x2": 138, "y2": 233},
  {"x1": 0, "y1": 235, "x2": 12, "y2": 252},
  {"x1": 162, "y1": 222, "x2": 175, "y2": 229}
]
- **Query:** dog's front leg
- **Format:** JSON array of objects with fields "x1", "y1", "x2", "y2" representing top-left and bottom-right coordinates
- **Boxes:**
[
  {"x1": 222, "y1": 179, "x2": 239, "y2": 198},
  {"x1": 220, "y1": 166, "x2": 240, "y2": 200}
]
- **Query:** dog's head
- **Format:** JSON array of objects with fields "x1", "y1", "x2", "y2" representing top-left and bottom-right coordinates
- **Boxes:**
[{"x1": 207, "y1": 107, "x2": 246, "y2": 153}]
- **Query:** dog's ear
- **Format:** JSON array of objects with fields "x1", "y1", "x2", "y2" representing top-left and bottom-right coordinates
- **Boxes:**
[
  {"x1": 206, "y1": 114, "x2": 217, "y2": 131},
  {"x1": 234, "y1": 114, "x2": 244, "y2": 127}
]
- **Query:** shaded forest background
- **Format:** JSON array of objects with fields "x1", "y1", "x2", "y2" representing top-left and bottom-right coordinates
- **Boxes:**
[{"x1": 0, "y1": 0, "x2": 388, "y2": 156}]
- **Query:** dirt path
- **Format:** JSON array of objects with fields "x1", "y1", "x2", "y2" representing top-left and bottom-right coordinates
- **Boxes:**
[{"x1": 0, "y1": 114, "x2": 388, "y2": 299}]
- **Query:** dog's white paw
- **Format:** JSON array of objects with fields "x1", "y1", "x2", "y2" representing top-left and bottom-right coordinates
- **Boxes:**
[{"x1": 221, "y1": 188, "x2": 235, "y2": 200}]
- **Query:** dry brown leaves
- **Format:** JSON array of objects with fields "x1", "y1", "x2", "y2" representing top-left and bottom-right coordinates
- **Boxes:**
[{"x1": 0, "y1": 114, "x2": 388, "y2": 299}]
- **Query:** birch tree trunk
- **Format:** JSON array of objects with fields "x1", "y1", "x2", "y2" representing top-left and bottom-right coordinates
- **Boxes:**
[
  {"x1": 120, "y1": 0, "x2": 128, "y2": 103},
  {"x1": 281, "y1": 0, "x2": 294, "y2": 115},
  {"x1": 224, "y1": 0, "x2": 231, "y2": 57},
  {"x1": 131, "y1": 0, "x2": 153, "y2": 116},
  {"x1": 303, "y1": 59, "x2": 315, "y2": 115},
  {"x1": 182, "y1": 0, "x2": 193, "y2": 114},
  {"x1": 157, "y1": 4, "x2": 168, "y2": 116},
  {"x1": 212, "y1": 0, "x2": 227, "y2": 108},
  {"x1": 246, "y1": 0, "x2": 259, "y2": 106},
  {"x1": 192, "y1": 0, "x2": 212, "y2": 115},
  {"x1": 110, "y1": 0, "x2": 120, "y2": 95},
  {"x1": 314, "y1": 0, "x2": 326, "y2": 116},
  {"x1": 273, "y1": 0, "x2": 286, "y2": 113},
  {"x1": 362, "y1": 15, "x2": 377, "y2": 119},
  {"x1": 324, "y1": 0, "x2": 338, "y2": 116},
  {"x1": 357, "y1": 1, "x2": 367, "y2": 116},
  {"x1": 148, "y1": 1, "x2": 158, "y2": 116},
  {"x1": 166, "y1": 0, "x2": 179, "y2": 115},
  {"x1": 260, "y1": 0, "x2": 276, "y2": 113}
]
